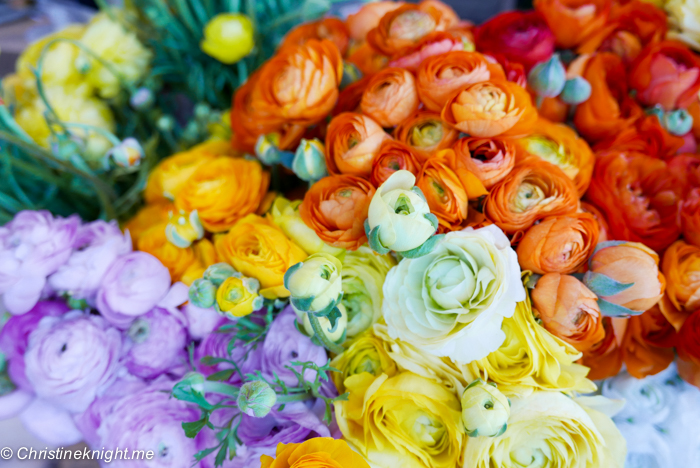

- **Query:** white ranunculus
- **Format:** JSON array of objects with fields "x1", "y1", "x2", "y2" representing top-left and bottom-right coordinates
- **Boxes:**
[
  {"x1": 616, "y1": 422, "x2": 673, "y2": 468},
  {"x1": 367, "y1": 170, "x2": 436, "y2": 252},
  {"x1": 382, "y1": 224, "x2": 524, "y2": 364},
  {"x1": 659, "y1": 377, "x2": 700, "y2": 467},
  {"x1": 667, "y1": 0, "x2": 700, "y2": 51},
  {"x1": 602, "y1": 367, "x2": 676, "y2": 425}
]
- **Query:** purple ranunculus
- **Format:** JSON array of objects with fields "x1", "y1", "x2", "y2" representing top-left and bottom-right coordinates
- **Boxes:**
[
  {"x1": 0, "y1": 211, "x2": 79, "y2": 314},
  {"x1": 260, "y1": 307, "x2": 327, "y2": 386},
  {"x1": 23, "y1": 310, "x2": 122, "y2": 413},
  {"x1": 19, "y1": 398, "x2": 83, "y2": 445},
  {"x1": 0, "y1": 300, "x2": 69, "y2": 391},
  {"x1": 95, "y1": 251, "x2": 171, "y2": 328},
  {"x1": 49, "y1": 220, "x2": 131, "y2": 302},
  {"x1": 123, "y1": 308, "x2": 188, "y2": 379},
  {"x1": 195, "y1": 319, "x2": 261, "y2": 384},
  {"x1": 184, "y1": 303, "x2": 222, "y2": 340}
]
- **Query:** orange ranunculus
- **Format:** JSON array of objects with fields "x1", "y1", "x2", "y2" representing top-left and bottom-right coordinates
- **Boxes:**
[
  {"x1": 659, "y1": 240, "x2": 700, "y2": 331},
  {"x1": 261, "y1": 438, "x2": 370, "y2": 468},
  {"x1": 442, "y1": 79, "x2": 537, "y2": 138},
  {"x1": 534, "y1": 0, "x2": 612, "y2": 49},
  {"x1": 514, "y1": 117, "x2": 594, "y2": 196},
  {"x1": 579, "y1": 201, "x2": 611, "y2": 243},
  {"x1": 573, "y1": 53, "x2": 643, "y2": 143},
  {"x1": 589, "y1": 242, "x2": 665, "y2": 313},
  {"x1": 593, "y1": 115, "x2": 684, "y2": 160},
  {"x1": 366, "y1": 4, "x2": 447, "y2": 56},
  {"x1": 393, "y1": 110, "x2": 458, "y2": 161},
  {"x1": 346, "y1": 1, "x2": 405, "y2": 42},
  {"x1": 299, "y1": 174, "x2": 376, "y2": 250},
  {"x1": 280, "y1": 17, "x2": 350, "y2": 56},
  {"x1": 668, "y1": 154, "x2": 700, "y2": 196},
  {"x1": 585, "y1": 151, "x2": 682, "y2": 252},
  {"x1": 386, "y1": 31, "x2": 463, "y2": 71},
  {"x1": 629, "y1": 40, "x2": 700, "y2": 111},
  {"x1": 416, "y1": 148, "x2": 488, "y2": 232},
  {"x1": 144, "y1": 140, "x2": 231, "y2": 204},
  {"x1": 333, "y1": 75, "x2": 371, "y2": 116},
  {"x1": 689, "y1": 99, "x2": 700, "y2": 139},
  {"x1": 538, "y1": 96, "x2": 569, "y2": 123},
  {"x1": 531, "y1": 273, "x2": 605, "y2": 352},
  {"x1": 451, "y1": 137, "x2": 516, "y2": 189},
  {"x1": 325, "y1": 112, "x2": 392, "y2": 177},
  {"x1": 517, "y1": 213, "x2": 599, "y2": 275},
  {"x1": 346, "y1": 43, "x2": 388, "y2": 75},
  {"x1": 360, "y1": 67, "x2": 420, "y2": 127},
  {"x1": 215, "y1": 214, "x2": 307, "y2": 299},
  {"x1": 123, "y1": 202, "x2": 174, "y2": 246},
  {"x1": 582, "y1": 317, "x2": 625, "y2": 380},
  {"x1": 175, "y1": 156, "x2": 269, "y2": 233},
  {"x1": 680, "y1": 188, "x2": 700, "y2": 248},
  {"x1": 678, "y1": 309, "x2": 700, "y2": 370},
  {"x1": 370, "y1": 140, "x2": 422, "y2": 187},
  {"x1": 678, "y1": 358, "x2": 700, "y2": 390},
  {"x1": 230, "y1": 72, "x2": 285, "y2": 153},
  {"x1": 418, "y1": 0, "x2": 460, "y2": 30},
  {"x1": 416, "y1": 51, "x2": 505, "y2": 112},
  {"x1": 137, "y1": 223, "x2": 198, "y2": 283},
  {"x1": 578, "y1": 0, "x2": 667, "y2": 62},
  {"x1": 621, "y1": 305, "x2": 677, "y2": 378},
  {"x1": 484, "y1": 157, "x2": 579, "y2": 235}
]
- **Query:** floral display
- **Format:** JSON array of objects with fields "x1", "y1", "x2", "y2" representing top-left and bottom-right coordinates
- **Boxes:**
[{"x1": 3, "y1": 0, "x2": 700, "y2": 467}]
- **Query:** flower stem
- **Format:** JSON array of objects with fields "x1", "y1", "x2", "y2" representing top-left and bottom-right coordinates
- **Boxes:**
[
  {"x1": 307, "y1": 312, "x2": 344, "y2": 355},
  {"x1": 277, "y1": 391, "x2": 314, "y2": 403}
]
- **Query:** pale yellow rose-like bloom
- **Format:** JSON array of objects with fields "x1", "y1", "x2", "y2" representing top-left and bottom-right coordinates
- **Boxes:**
[
  {"x1": 341, "y1": 246, "x2": 395, "y2": 337},
  {"x1": 463, "y1": 391, "x2": 626, "y2": 468},
  {"x1": 80, "y1": 13, "x2": 152, "y2": 98},
  {"x1": 460, "y1": 379, "x2": 510, "y2": 438},
  {"x1": 331, "y1": 329, "x2": 398, "y2": 394},
  {"x1": 335, "y1": 372, "x2": 465, "y2": 468},
  {"x1": 666, "y1": 0, "x2": 700, "y2": 50},
  {"x1": 286, "y1": 252, "x2": 343, "y2": 313}
]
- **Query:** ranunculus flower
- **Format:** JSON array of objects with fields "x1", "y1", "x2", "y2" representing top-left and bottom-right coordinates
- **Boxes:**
[
  {"x1": 370, "y1": 140, "x2": 422, "y2": 187},
  {"x1": 516, "y1": 213, "x2": 599, "y2": 275},
  {"x1": 464, "y1": 391, "x2": 626, "y2": 468},
  {"x1": 484, "y1": 157, "x2": 579, "y2": 236},
  {"x1": 514, "y1": 117, "x2": 595, "y2": 196},
  {"x1": 585, "y1": 151, "x2": 682, "y2": 252},
  {"x1": 383, "y1": 224, "x2": 525, "y2": 364},
  {"x1": 24, "y1": 311, "x2": 122, "y2": 413},
  {"x1": 588, "y1": 242, "x2": 665, "y2": 314},
  {"x1": 136, "y1": 223, "x2": 199, "y2": 283},
  {"x1": 0, "y1": 211, "x2": 79, "y2": 315},
  {"x1": 299, "y1": 174, "x2": 376, "y2": 250},
  {"x1": 680, "y1": 188, "x2": 700, "y2": 249},
  {"x1": 174, "y1": 156, "x2": 270, "y2": 233},
  {"x1": 620, "y1": 306, "x2": 676, "y2": 378},
  {"x1": 678, "y1": 308, "x2": 700, "y2": 368},
  {"x1": 451, "y1": 137, "x2": 516, "y2": 189},
  {"x1": 144, "y1": 140, "x2": 228, "y2": 203},
  {"x1": 49, "y1": 220, "x2": 132, "y2": 302},
  {"x1": 215, "y1": 215, "x2": 307, "y2": 299},
  {"x1": 580, "y1": 201, "x2": 612, "y2": 243},
  {"x1": 535, "y1": 0, "x2": 612, "y2": 49},
  {"x1": 341, "y1": 247, "x2": 395, "y2": 337},
  {"x1": 367, "y1": 4, "x2": 447, "y2": 56},
  {"x1": 123, "y1": 308, "x2": 188, "y2": 379},
  {"x1": 603, "y1": 367, "x2": 676, "y2": 426},
  {"x1": 346, "y1": 42, "x2": 389, "y2": 75},
  {"x1": 325, "y1": 112, "x2": 392, "y2": 177},
  {"x1": 531, "y1": 273, "x2": 604, "y2": 352},
  {"x1": 123, "y1": 201, "x2": 174, "y2": 245},
  {"x1": 331, "y1": 329, "x2": 398, "y2": 393},
  {"x1": 582, "y1": 317, "x2": 625, "y2": 380},
  {"x1": 393, "y1": 110, "x2": 458, "y2": 161},
  {"x1": 574, "y1": 52, "x2": 644, "y2": 143},
  {"x1": 441, "y1": 79, "x2": 537, "y2": 138},
  {"x1": 285, "y1": 253, "x2": 343, "y2": 314},
  {"x1": 346, "y1": 1, "x2": 405, "y2": 42},
  {"x1": 668, "y1": 153, "x2": 700, "y2": 195},
  {"x1": 216, "y1": 275, "x2": 262, "y2": 318},
  {"x1": 417, "y1": 149, "x2": 488, "y2": 232},
  {"x1": 261, "y1": 438, "x2": 369, "y2": 468},
  {"x1": 474, "y1": 11, "x2": 555, "y2": 71},
  {"x1": 260, "y1": 307, "x2": 327, "y2": 386},
  {"x1": 593, "y1": 114, "x2": 685, "y2": 160},
  {"x1": 461, "y1": 379, "x2": 510, "y2": 437},
  {"x1": 95, "y1": 251, "x2": 174, "y2": 328},
  {"x1": 200, "y1": 13, "x2": 254, "y2": 64},
  {"x1": 336, "y1": 372, "x2": 465, "y2": 468},
  {"x1": 386, "y1": 31, "x2": 464, "y2": 71},
  {"x1": 333, "y1": 75, "x2": 371, "y2": 116},
  {"x1": 280, "y1": 17, "x2": 349, "y2": 56},
  {"x1": 360, "y1": 68, "x2": 419, "y2": 127},
  {"x1": 660, "y1": 240, "x2": 700, "y2": 331},
  {"x1": 416, "y1": 51, "x2": 505, "y2": 112},
  {"x1": 629, "y1": 40, "x2": 700, "y2": 111}
]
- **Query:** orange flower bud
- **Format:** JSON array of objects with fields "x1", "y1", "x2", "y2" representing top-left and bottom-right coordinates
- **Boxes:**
[
  {"x1": 659, "y1": 240, "x2": 700, "y2": 331},
  {"x1": 280, "y1": 17, "x2": 350, "y2": 56},
  {"x1": 680, "y1": 188, "x2": 700, "y2": 249},
  {"x1": 393, "y1": 110, "x2": 458, "y2": 161},
  {"x1": 441, "y1": 80, "x2": 537, "y2": 138},
  {"x1": 416, "y1": 51, "x2": 505, "y2": 112},
  {"x1": 517, "y1": 213, "x2": 599, "y2": 275},
  {"x1": 360, "y1": 68, "x2": 420, "y2": 127},
  {"x1": 299, "y1": 174, "x2": 376, "y2": 250},
  {"x1": 531, "y1": 273, "x2": 605, "y2": 352},
  {"x1": 346, "y1": 1, "x2": 405, "y2": 42},
  {"x1": 535, "y1": 0, "x2": 611, "y2": 49},
  {"x1": 370, "y1": 140, "x2": 422, "y2": 187},
  {"x1": 325, "y1": 112, "x2": 392, "y2": 177}
]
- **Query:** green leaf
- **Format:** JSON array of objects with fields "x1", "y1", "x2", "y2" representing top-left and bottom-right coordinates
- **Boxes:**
[
  {"x1": 214, "y1": 439, "x2": 229, "y2": 467},
  {"x1": 590, "y1": 240, "x2": 628, "y2": 258},
  {"x1": 193, "y1": 447, "x2": 217, "y2": 462},
  {"x1": 597, "y1": 298, "x2": 640, "y2": 317},
  {"x1": 424, "y1": 213, "x2": 439, "y2": 232},
  {"x1": 366, "y1": 220, "x2": 391, "y2": 255},
  {"x1": 290, "y1": 295, "x2": 315, "y2": 312},
  {"x1": 206, "y1": 369, "x2": 235, "y2": 381},
  {"x1": 283, "y1": 262, "x2": 303, "y2": 290},
  {"x1": 400, "y1": 234, "x2": 444, "y2": 259},
  {"x1": 182, "y1": 415, "x2": 208, "y2": 438},
  {"x1": 583, "y1": 271, "x2": 634, "y2": 297}
]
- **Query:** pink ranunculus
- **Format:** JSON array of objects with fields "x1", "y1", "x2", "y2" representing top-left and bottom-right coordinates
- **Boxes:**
[{"x1": 388, "y1": 32, "x2": 464, "y2": 71}]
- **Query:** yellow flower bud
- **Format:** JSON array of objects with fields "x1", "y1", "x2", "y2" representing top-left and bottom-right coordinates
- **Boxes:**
[
  {"x1": 285, "y1": 253, "x2": 343, "y2": 313},
  {"x1": 165, "y1": 209, "x2": 204, "y2": 248},
  {"x1": 201, "y1": 13, "x2": 255, "y2": 64},
  {"x1": 216, "y1": 275, "x2": 262, "y2": 318},
  {"x1": 461, "y1": 379, "x2": 510, "y2": 437}
]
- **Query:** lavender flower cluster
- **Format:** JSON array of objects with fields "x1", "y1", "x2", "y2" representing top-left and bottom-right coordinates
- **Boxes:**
[{"x1": 0, "y1": 211, "x2": 334, "y2": 468}]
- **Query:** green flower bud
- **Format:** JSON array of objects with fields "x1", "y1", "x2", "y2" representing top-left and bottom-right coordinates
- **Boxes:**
[
  {"x1": 664, "y1": 109, "x2": 694, "y2": 136},
  {"x1": 292, "y1": 139, "x2": 328, "y2": 182},
  {"x1": 528, "y1": 54, "x2": 566, "y2": 98},
  {"x1": 560, "y1": 77, "x2": 591, "y2": 105},
  {"x1": 204, "y1": 263, "x2": 237, "y2": 286},
  {"x1": 646, "y1": 105, "x2": 665, "y2": 122},
  {"x1": 194, "y1": 103, "x2": 211, "y2": 120},
  {"x1": 237, "y1": 381, "x2": 277, "y2": 418},
  {"x1": 108, "y1": 138, "x2": 144, "y2": 168},
  {"x1": 461, "y1": 379, "x2": 510, "y2": 437},
  {"x1": 130, "y1": 87, "x2": 155, "y2": 110},
  {"x1": 156, "y1": 115, "x2": 175, "y2": 132},
  {"x1": 189, "y1": 278, "x2": 217, "y2": 309}
]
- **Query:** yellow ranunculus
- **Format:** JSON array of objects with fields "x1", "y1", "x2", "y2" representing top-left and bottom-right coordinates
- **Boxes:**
[
  {"x1": 200, "y1": 13, "x2": 255, "y2": 64},
  {"x1": 180, "y1": 238, "x2": 220, "y2": 286},
  {"x1": 215, "y1": 214, "x2": 307, "y2": 299},
  {"x1": 80, "y1": 13, "x2": 152, "y2": 98},
  {"x1": 216, "y1": 275, "x2": 262, "y2": 317},
  {"x1": 335, "y1": 372, "x2": 465, "y2": 468},
  {"x1": 461, "y1": 283, "x2": 596, "y2": 397},
  {"x1": 667, "y1": 0, "x2": 700, "y2": 50},
  {"x1": 269, "y1": 197, "x2": 345, "y2": 256},
  {"x1": 341, "y1": 246, "x2": 395, "y2": 337},
  {"x1": 463, "y1": 391, "x2": 626, "y2": 468},
  {"x1": 331, "y1": 330, "x2": 398, "y2": 393}
]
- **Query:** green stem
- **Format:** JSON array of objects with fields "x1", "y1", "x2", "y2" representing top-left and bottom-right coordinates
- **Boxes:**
[
  {"x1": 277, "y1": 391, "x2": 314, "y2": 403},
  {"x1": 203, "y1": 381, "x2": 241, "y2": 398},
  {"x1": 60, "y1": 122, "x2": 122, "y2": 147},
  {"x1": 307, "y1": 312, "x2": 344, "y2": 355}
]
